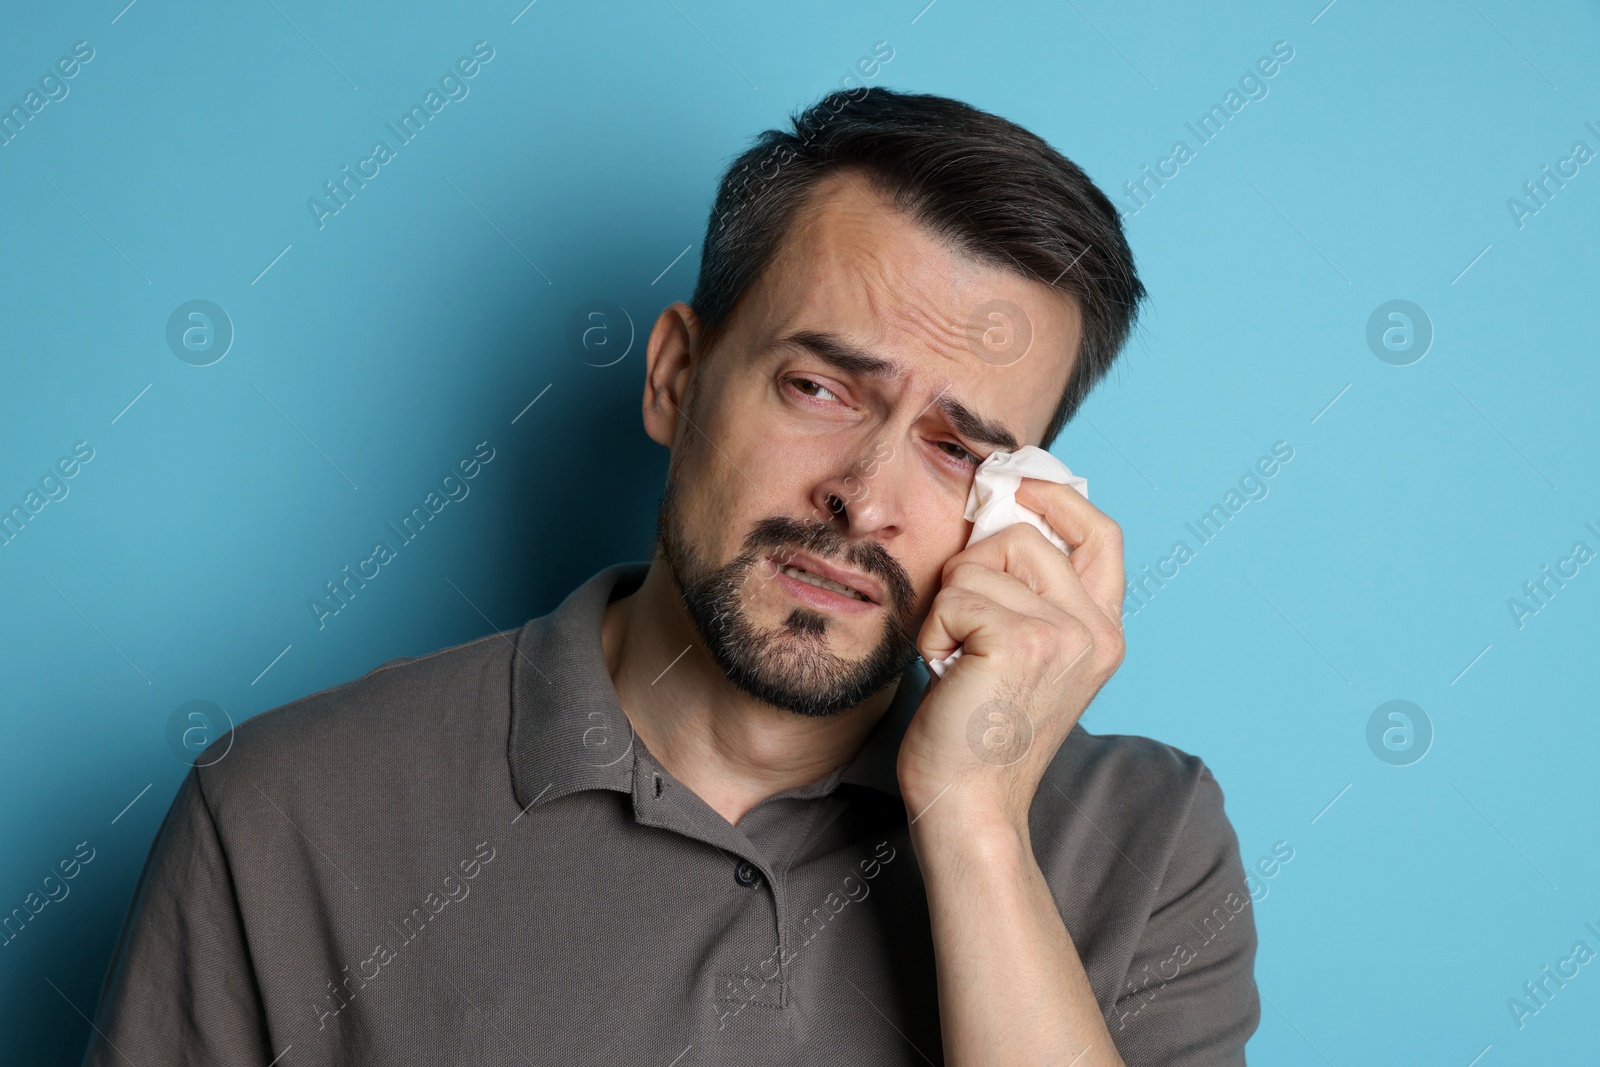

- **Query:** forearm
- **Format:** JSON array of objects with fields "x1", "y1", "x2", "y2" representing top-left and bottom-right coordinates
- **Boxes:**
[{"x1": 909, "y1": 806, "x2": 1125, "y2": 1067}]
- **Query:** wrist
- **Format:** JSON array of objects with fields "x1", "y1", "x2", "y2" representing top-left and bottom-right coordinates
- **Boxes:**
[
  {"x1": 901, "y1": 772, "x2": 1029, "y2": 829},
  {"x1": 904, "y1": 791, "x2": 1031, "y2": 862}
]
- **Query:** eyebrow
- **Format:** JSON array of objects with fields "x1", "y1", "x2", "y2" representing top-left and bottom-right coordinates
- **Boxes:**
[{"x1": 774, "y1": 329, "x2": 1023, "y2": 452}]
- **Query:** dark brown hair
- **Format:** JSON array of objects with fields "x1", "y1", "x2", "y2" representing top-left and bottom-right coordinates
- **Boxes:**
[{"x1": 689, "y1": 86, "x2": 1145, "y2": 448}]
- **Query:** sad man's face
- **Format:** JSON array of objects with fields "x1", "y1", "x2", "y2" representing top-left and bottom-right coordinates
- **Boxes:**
[{"x1": 649, "y1": 169, "x2": 1081, "y2": 718}]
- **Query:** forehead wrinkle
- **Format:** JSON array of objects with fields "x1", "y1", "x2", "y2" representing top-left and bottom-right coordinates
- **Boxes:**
[
  {"x1": 798, "y1": 178, "x2": 966, "y2": 352},
  {"x1": 854, "y1": 252, "x2": 978, "y2": 372},
  {"x1": 827, "y1": 256, "x2": 1032, "y2": 449},
  {"x1": 773, "y1": 175, "x2": 1057, "y2": 449}
]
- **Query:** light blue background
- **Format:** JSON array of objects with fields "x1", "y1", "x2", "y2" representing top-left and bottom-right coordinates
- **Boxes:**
[{"x1": 3, "y1": 0, "x2": 1597, "y2": 1063}]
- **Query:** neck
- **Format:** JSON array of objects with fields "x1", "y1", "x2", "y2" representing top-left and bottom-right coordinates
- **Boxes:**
[{"x1": 601, "y1": 557, "x2": 903, "y2": 827}]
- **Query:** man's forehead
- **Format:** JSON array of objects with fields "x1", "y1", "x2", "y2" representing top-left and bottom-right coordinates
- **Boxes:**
[
  {"x1": 750, "y1": 175, "x2": 1080, "y2": 445},
  {"x1": 778, "y1": 174, "x2": 985, "y2": 316}
]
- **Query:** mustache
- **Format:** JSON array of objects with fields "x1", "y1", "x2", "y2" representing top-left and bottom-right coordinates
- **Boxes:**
[{"x1": 738, "y1": 515, "x2": 914, "y2": 609}]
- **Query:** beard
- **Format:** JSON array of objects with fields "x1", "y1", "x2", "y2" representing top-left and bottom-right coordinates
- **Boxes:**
[{"x1": 654, "y1": 465, "x2": 921, "y2": 719}]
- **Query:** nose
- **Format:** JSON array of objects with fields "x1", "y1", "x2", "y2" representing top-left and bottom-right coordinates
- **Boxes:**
[{"x1": 809, "y1": 440, "x2": 904, "y2": 541}]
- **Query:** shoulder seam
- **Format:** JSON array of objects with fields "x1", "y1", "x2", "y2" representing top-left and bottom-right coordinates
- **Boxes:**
[
  {"x1": 246, "y1": 627, "x2": 516, "y2": 724},
  {"x1": 1146, "y1": 754, "x2": 1211, "y2": 906},
  {"x1": 364, "y1": 627, "x2": 517, "y2": 680},
  {"x1": 190, "y1": 766, "x2": 275, "y2": 1037}
]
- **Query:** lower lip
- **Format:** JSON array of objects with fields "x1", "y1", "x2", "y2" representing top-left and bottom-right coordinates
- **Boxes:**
[{"x1": 769, "y1": 564, "x2": 877, "y2": 614}]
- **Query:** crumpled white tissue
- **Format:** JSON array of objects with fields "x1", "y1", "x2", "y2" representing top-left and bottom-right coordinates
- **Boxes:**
[{"x1": 926, "y1": 445, "x2": 1088, "y2": 679}]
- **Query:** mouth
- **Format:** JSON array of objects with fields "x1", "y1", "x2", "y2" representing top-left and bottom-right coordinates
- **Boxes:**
[{"x1": 765, "y1": 551, "x2": 882, "y2": 607}]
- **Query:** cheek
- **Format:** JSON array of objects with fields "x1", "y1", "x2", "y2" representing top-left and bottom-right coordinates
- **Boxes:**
[
  {"x1": 674, "y1": 447, "x2": 775, "y2": 555},
  {"x1": 902, "y1": 510, "x2": 973, "y2": 612},
  {"x1": 908, "y1": 489, "x2": 972, "y2": 558},
  {"x1": 686, "y1": 468, "x2": 739, "y2": 532}
]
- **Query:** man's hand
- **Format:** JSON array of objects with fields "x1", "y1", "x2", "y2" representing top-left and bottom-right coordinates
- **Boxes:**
[
  {"x1": 895, "y1": 474, "x2": 1130, "y2": 1067},
  {"x1": 897, "y1": 475, "x2": 1126, "y2": 831}
]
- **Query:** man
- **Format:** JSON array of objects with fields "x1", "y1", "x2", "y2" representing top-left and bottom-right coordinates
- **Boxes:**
[{"x1": 83, "y1": 87, "x2": 1258, "y2": 1066}]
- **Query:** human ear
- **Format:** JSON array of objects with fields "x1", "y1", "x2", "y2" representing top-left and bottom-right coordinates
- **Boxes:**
[{"x1": 641, "y1": 301, "x2": 703, "y2": 449}]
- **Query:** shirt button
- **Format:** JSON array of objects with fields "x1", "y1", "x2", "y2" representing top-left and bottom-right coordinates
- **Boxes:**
[{"x1": 734, "y1": 860, "x2": 762, "y2": 888}]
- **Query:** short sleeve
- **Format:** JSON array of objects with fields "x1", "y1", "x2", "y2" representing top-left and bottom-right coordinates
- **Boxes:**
[
  {"x1": 80, "y1": 767, "x2": 273, "y2": 1067},
  {"x1": 1107, "y1": 762, "x2": 1260, "y2": 1066}
]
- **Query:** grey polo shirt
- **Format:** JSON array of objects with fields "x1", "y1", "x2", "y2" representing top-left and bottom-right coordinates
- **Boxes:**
[{"x1": 82, "y1": 561, "x2": 1258, "y2": 1066}]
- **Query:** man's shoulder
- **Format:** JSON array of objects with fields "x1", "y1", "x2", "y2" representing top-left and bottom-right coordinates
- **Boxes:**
[
  {"x1": 193, "y1": 626, "x2": 521, "y2": 804},
  {"x1": 1041, "y1": 722, "x2": 1228, "y2": 837},
  {"x1": 1056, "y1": 721, "x2": 1213, "y2": 788},
  {"x1": 1034, "y1": 723, "x2": 1244, "y2": 917}
]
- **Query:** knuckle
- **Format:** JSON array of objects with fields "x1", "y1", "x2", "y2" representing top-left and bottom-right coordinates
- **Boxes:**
[
  {"x1": 935, "y1": 582, "x2": 979, "y2": 612},
  {"x1": 1018, "y1": 617, "x2": 1060, "y2": 659},
  {"x1": 1099, "y1": 625, "x2": 1126, "y2": 668},
  {"x1": 1057, "y1": 615, "x2": 1095, "y2": 662},
  {"x1": 1011, "y1": 522, "x2": 1048, "y2": 550},
  {"x1": 994, "y1": 522, "x2": 1027, "y2": 542},
  {"x1": 945, "y1": 559, "x2": 987, "y2": 588}
]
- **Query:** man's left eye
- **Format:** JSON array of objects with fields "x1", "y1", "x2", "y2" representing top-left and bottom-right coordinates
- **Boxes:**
[
  {"x1": 937, "y1": 441, "x2": 981, "y2": 467},
  {"x1": 790, "y1": 377, "x2": 842, "y2": 402}
]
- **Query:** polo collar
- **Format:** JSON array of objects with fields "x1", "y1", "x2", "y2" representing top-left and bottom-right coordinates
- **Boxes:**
[{"x1": 506, "y1": 561, "x2": 928, "y2": 817}]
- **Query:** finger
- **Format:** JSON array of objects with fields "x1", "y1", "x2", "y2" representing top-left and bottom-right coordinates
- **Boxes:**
[
  {"x1": 942, "y1": 530, "x2": 1107, "y2": 636},
  {"x1": 941, "y1": 557, "x2": 1064, "y2": 623},
  {"x1": 918, "y1": 579, "x2": 1100, "y2": 696},
  {"x1": 946, "y1": 522, "x2": 1112, "y2": 636},
  {"x1": 916, "y1": 583, "x2": 1025, "y2": 668},
  {"x1": 943, "y1": 517, "x2": 1079, "y2": 604},
  {"x1": 942, "y1": 557, "x2": 1105, "y2": 676},
  {"x1": 1014, "y1": 478, "x2": 1125, "y2": 627}
]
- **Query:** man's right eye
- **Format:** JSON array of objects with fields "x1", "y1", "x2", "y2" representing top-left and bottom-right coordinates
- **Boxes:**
[
  {"x1": 786, "y1": 377, "x2": 843, "y2": 403},
  {"x1": 935, "y1": 441, "x2": 981, "y2": 468}
]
